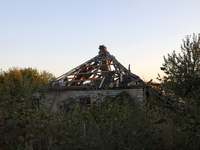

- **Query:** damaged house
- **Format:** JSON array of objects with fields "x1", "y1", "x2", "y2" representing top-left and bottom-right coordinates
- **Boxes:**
[{"x1": 40, "y1": 45, "x2": 146, "y2": 109}]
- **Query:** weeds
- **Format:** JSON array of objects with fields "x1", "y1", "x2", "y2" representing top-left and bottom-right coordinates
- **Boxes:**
[{"x1": 0, "y1": 75, "x2": 200, "y2": 149}]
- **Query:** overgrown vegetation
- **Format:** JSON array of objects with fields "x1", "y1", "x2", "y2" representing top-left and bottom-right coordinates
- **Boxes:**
[
  {"x1": 1, "y1": 34, "x2": 200, "y2": 149},
  {"x1": 159, "y1": 33, "x2": 200, "y2": 98}
]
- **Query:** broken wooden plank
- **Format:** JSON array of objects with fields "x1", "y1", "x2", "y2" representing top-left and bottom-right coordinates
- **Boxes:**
[{"x1": 68, "y1": 71, "x2": 116, "y2": 76}]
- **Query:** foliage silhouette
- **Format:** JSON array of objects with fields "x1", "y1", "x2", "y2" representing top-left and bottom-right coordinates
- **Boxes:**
[{"x1": 159, "y1": 33, "x2": 200, "y2": 98}]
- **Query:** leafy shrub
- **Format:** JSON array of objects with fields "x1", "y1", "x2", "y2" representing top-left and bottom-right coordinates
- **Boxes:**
[{"x1": 1, "y1": 68, "x2": 200, "y2": 149}]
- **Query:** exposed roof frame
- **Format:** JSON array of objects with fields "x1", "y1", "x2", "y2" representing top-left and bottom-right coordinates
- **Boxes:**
[{"x1": 51, "y1": 45, "x2": 146, "y2": 88}]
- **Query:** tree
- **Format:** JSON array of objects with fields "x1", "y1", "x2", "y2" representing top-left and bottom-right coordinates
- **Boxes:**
[
  {"x1": 160, "y1": 33, "x2": 200, "y2": 98},
  {"x1": 0, "y1": 67, "x2": 55, "y2": 97}
]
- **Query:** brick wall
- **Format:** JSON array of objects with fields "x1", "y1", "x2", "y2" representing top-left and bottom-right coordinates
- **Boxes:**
[{"x1": 40, "y1": 88, "x2": 143, "y2": 110}]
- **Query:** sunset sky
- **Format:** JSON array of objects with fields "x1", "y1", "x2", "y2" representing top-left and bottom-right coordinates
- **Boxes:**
[{"x1": 1, "y1": 0, "x2": 200, "y2": 82}]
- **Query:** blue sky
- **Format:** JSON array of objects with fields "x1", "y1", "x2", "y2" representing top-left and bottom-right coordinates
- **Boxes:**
[{"x1": 1, "y1": 0, "x2": 200, "y2": 82}]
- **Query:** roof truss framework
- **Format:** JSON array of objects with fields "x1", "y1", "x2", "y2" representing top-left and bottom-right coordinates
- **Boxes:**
[{"x1": 52, "y1": 45, "x2": 145, "y2": 88}]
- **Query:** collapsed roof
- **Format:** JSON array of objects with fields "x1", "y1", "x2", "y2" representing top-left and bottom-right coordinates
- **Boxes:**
[{"x1": 51, "y1": 45, "x2": 145, "y2": 89}]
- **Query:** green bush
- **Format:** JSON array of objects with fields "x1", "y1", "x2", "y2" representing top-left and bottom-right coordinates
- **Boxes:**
[{"x1": 0, "y1": 69, "x2": 200, "y2": 149}]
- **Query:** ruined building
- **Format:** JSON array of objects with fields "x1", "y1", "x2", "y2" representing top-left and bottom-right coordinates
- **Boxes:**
[{"x1": 40, "y1": 45, "x2": 146, "y2": 109}]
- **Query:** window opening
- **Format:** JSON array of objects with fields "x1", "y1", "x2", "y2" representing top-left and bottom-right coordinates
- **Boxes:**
[{"x1": 80, "y1": 97, "x2": 91, "y2": 107}]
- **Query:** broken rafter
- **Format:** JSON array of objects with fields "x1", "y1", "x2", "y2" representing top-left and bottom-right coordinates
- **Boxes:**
[
  {"x1": 67, "y1": 71, "x2": 119, "y2": 76},
  {"x1": 51, "y1": 45, "x2": 145, "y2": 88},
  {"x1": 65, "y1": 77, "x2": 102, "y2": 84},
  {"x1": 68, "y1": 62, "x2": 92, "y2": 86},
  {"x1": 89, "y1": 61, "x2": 102, "y2": 84},
  {"x1": 55, "y1": 55, "x2": 98, "y2": 82}
]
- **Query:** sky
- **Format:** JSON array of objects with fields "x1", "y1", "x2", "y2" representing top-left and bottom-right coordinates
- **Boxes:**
[{"x1": 1, "y1": 0, "x2": 200, "y2": 82}]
